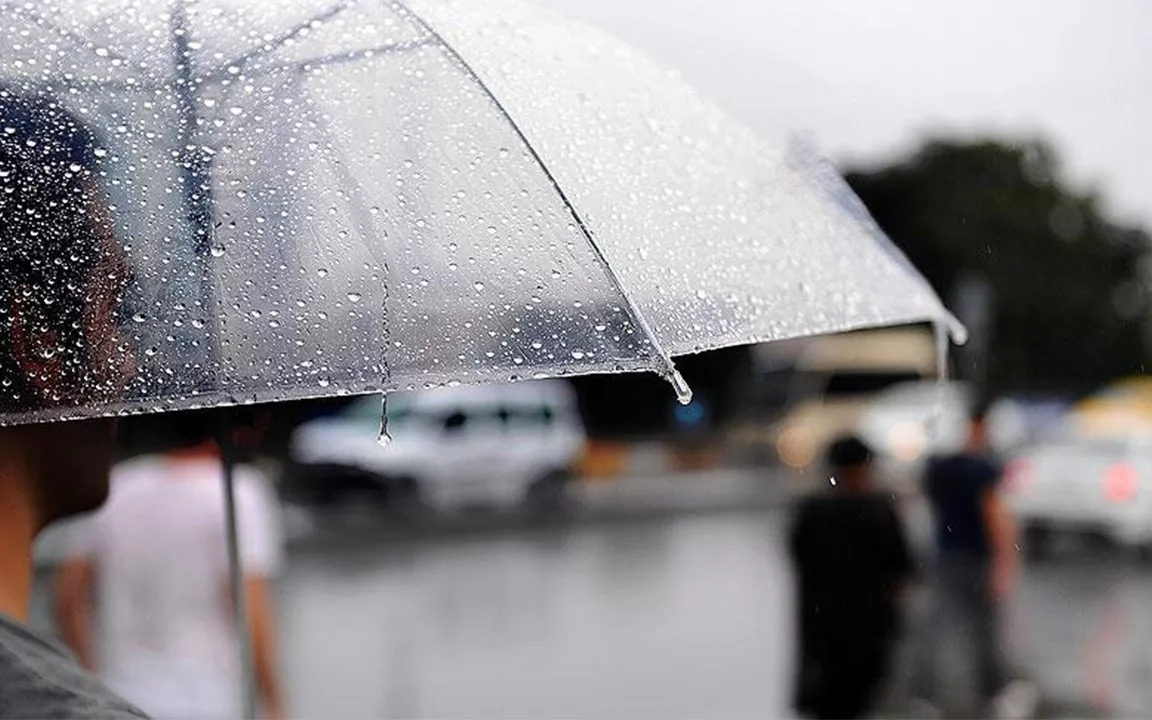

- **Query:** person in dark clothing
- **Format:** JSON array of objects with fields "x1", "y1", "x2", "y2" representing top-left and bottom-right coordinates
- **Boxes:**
[
  {"x1": 789, "y1": 435, "x2": 914, "y2": 719},
  {"x1": 910, "y1": 407, "x2": 1033, "y2": 718}
]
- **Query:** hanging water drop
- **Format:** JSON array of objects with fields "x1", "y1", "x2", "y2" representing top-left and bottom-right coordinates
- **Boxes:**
[
  {"x1": 377, "y1": 393, "x2": 392, "y2": 447},
  {"x1": 669, "y1": 368, "x2": 693, "y2": 405}
]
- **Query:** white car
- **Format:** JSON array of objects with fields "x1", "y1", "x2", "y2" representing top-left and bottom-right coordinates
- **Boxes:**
[
  {"x1": 290, "y1": 380, "x2": 585, "y2": 511},
  {"x1": 1005, "y1": 433, "x2": 1152, "y2": 550}
]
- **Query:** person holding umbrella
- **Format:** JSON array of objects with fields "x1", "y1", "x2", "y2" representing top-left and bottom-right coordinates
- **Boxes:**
[{"x1": 0, "y1": 87, "x2": 146, "y2": 716}]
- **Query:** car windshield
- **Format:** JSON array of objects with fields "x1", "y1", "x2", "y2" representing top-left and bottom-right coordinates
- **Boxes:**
[{"x1": 823, "y1": 371, "x2": 924, "y2": 398}]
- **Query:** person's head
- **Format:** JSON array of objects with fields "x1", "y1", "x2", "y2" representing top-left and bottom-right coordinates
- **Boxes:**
[
  {"x1": 0, "y1": 86, "x2": 129, "y2": 526},
  {"x1": 826, "y1": 435, "x2": 874, "y2": 490},
  {"x1": 161, "y1": 406, "x2": 273, "y2": 463}
]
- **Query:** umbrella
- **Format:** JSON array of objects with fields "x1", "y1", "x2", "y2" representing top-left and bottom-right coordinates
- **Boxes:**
[{"x1": 0, "y1": 0, "x2": 961, "y2": 714}]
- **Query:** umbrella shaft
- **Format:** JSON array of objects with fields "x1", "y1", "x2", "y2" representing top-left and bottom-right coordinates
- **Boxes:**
[{"x1": 219, "y1": 412, "x2": 257, "y2": 719}]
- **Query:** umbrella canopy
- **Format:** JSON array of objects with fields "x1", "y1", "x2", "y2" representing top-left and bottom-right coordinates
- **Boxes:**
[{"x1": 0, "y1": 0, "x2": 958, "y2": 428}]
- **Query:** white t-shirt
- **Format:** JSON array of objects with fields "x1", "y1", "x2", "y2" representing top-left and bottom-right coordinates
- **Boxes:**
[{"x1": 64, "y1": 454, "x2": 283, "y2": 720}]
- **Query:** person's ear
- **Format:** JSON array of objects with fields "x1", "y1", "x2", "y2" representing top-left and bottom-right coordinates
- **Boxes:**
[{"x1": 9, "y1": 291, "x2": 68, "y2": 402}]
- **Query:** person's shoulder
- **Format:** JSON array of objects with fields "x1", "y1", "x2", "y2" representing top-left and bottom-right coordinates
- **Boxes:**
[{"x1": 0, "y1": 616, "x2": 148, "y2": 718}]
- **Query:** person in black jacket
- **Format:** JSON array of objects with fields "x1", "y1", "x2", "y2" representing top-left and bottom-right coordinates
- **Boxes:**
[{"x1": 790, "y1": 435, "x2": 914, "y2": 719}]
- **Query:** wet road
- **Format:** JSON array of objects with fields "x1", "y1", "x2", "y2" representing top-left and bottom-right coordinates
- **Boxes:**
[
  {"x1": 277, "y1": 500, "x2": 1152, "y2": 719},
  {"x1": 279, "y1": 510, "x2": 794, "y2": 719}
]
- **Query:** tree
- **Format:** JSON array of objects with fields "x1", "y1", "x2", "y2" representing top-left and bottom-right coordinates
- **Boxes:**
[{"x1": 846, "y1": 138, "x2": 1151, "y2": 397}]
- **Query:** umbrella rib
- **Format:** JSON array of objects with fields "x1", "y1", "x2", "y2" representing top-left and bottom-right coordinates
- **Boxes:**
[
  {"x1": 201, "y1": 0, "x2": 355, "y2": 83},
  {"x1": 398, "y1": 3, "x2": 690, "y2": 397},
  {"x1": 211, "y1": 37, "x2": 436, "y2": 84},
  {"x1": 6, "y1": 5, "x2": 154, "y2": 84}
]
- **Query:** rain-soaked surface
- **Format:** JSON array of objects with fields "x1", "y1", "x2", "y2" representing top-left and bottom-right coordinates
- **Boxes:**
[
  {"x1": 27, "y1": 484, "x2": 1152, "y2": 718},
  {"x1": 278, "y1": 510, "x2": 794, "y2": 719},
  {"x1": 273, "y1": 501, "x2": 1138, "y2": 719}
]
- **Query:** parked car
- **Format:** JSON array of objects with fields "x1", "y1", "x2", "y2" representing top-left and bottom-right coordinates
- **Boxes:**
[
  {"x1": 289, "y1": 380, "x2": 585, "y2": 511},
  {"x1": 1004, "y1": 433, "x2": 1152, "y2": 553}
]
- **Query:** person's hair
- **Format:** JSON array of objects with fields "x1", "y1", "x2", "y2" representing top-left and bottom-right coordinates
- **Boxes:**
[
  {"x1": 0, "y1": 85, "x2": 105, "y2": 410},
  {"x1": 826, "y1": 435, "x2": 873, "y2": 471}
]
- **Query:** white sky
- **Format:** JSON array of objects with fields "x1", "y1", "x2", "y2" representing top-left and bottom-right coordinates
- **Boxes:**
[{"x1": 541, "y1": 0, "x2": 1152, "y2": 228}]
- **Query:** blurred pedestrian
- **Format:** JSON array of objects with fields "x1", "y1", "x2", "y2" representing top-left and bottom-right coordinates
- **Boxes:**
[
  {"x1": 0, "y1": 86, "x2": 145, "y2": 717},
  {"x1": 789, "y1": 435, "x2": 914, "y2": 719},
  {"x1": 54, "y1": 410, "x2": 286, "y2": 720},
  {"x1": 909, "y1": 406, "x2": 1037, "y2": 718}
]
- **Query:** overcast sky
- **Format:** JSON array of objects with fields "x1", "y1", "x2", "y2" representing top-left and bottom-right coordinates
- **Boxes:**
[{"x1": 542, "y1": 0, "x2": 1151, "y2": 228}]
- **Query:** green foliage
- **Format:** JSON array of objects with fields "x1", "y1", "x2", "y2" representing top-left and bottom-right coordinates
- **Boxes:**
[{"x1": 846, "y1": 138, "x2": 1150, "y2": 396}]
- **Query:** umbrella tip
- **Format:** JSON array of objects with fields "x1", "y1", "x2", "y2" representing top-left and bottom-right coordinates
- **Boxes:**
[{"x1": 668, "y1": 369, "x2": 693, "y2": 405}]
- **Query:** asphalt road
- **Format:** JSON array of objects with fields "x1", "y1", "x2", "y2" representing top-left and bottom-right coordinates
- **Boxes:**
[
  {"x1": 27, "y1": 469, "x2": 1151, "y2": 718},
  {"x1": 276, "y1": 488, "x2": 1144, "y2": 719}
]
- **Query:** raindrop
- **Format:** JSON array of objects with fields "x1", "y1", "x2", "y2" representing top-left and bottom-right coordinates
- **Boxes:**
[
  {"x1": 210, "y1": 245, "x2": 226, "y2": 258},
  {"x1": 93, "y1": 148, "x2": 108, "y2": 158},
  {"x1": 571, "y1": 350, "x2": 585, "y2": 360},
  {"x1": 829, "y1": 476, "x2": 838, "y2": 487},
  {"x1": 317, "y1": 378, "x2": 331, "y2": 388},
  {"x1": 377, "y1": 394, "x2": 392, "y2": 447},
  {"x1": 316, "y1": 268, "x2": 329, "y2": 278},
  {"x1": 669, "y1": 369, "x2": 693, "y2": 405},
  {"x1": 695, "y1": 289, "x2": 707, "y2": 300},
  {"x1": 472, "y1": 281, "x2": 485, "y2": 292},
  {"x1": 144, "y1": 347, "x2": 158, "y2": 357},
  {"x1": 347, "y1": 292, "x2": 362, "y2": 303},
  {"x1": 131, "y1": 313, "x2": 146, "y2": 324},
  {"x1": 68, "y1": 163, "x2": 82, "y2": 173}
]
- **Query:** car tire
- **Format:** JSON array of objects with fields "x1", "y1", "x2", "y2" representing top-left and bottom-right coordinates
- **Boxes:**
[
  {"x1": 387, "y1": 476, "x2": 423, "y2": 516},
  {"x1": 526, "y1": 470, "x2": 572, "y2": 515},
  {"x1": 1024, "y1": 525, "x2": 1052, "y2": 560}
]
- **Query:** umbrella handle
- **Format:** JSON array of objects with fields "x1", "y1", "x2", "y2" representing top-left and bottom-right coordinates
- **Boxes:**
[{"x1": 219, "y1": 410, "x2": 258, "y2": 720}]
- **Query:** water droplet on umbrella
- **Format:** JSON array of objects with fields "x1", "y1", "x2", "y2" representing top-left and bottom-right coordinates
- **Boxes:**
[
  {"x1": 670, "y1": 369, "x2": 693, "y2": 405},
  {"x1": 131, "y1": 313, "x2": 146, "y2": 324},
  {"x1": 210, "y1": 245, "x2": 226, "y2": 258},
  {"x1": 473, "y1": 281, "x2": 485, "y2": 291},
  {"x1": 317, "y1": 268, "x2": 329, "y2": 278},
  {"x1": 571, "y1": 350, "x2": 585, "y2": 360},
  {"x1": 377, "y1": 394, "x2": 392, "y2": 447}
]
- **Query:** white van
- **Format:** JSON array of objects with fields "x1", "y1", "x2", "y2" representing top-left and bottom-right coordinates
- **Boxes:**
[{"x1": 290, "y1": 380, "x2": 585, "y2": 511}]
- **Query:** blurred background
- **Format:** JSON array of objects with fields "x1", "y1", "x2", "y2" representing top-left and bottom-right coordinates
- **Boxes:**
[{"x1": 29, "y1": 1, "x2": 1152, "y2": 717}]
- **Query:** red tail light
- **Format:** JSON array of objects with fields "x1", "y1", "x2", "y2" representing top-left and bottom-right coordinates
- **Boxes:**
[
  {"x1": 1103, "y1": 463, "x2": 1139, "y2": 503},
  {"x1": 1003, "y1": 459, "x2": 1033, "y2": 493}
]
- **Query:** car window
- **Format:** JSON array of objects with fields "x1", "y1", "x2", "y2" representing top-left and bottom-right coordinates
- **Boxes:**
[
  {"x1": 442, "y1": 410, "x2": 469, "y2": 433},
  {"x1": 823, "y1": 371, "x2": 924, "y2": 398}
]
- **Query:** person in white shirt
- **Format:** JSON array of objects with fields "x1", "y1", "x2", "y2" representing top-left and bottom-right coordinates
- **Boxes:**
[{"x1": 53, "y1": 413, "x2": 286, "y2": 720}]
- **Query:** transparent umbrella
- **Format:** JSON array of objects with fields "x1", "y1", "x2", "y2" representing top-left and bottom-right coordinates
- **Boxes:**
[{"x1": 0, "y1": 0, "x2": 960, "y2": 715}]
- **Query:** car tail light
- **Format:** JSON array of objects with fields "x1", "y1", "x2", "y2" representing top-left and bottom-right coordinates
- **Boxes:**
[
  {"x1": 1003, "y1": 459, "x2": 1033, "y2": 493},
  {"x1": 1103, "y1": 463, "x2": 1139, "y2": 503}
]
